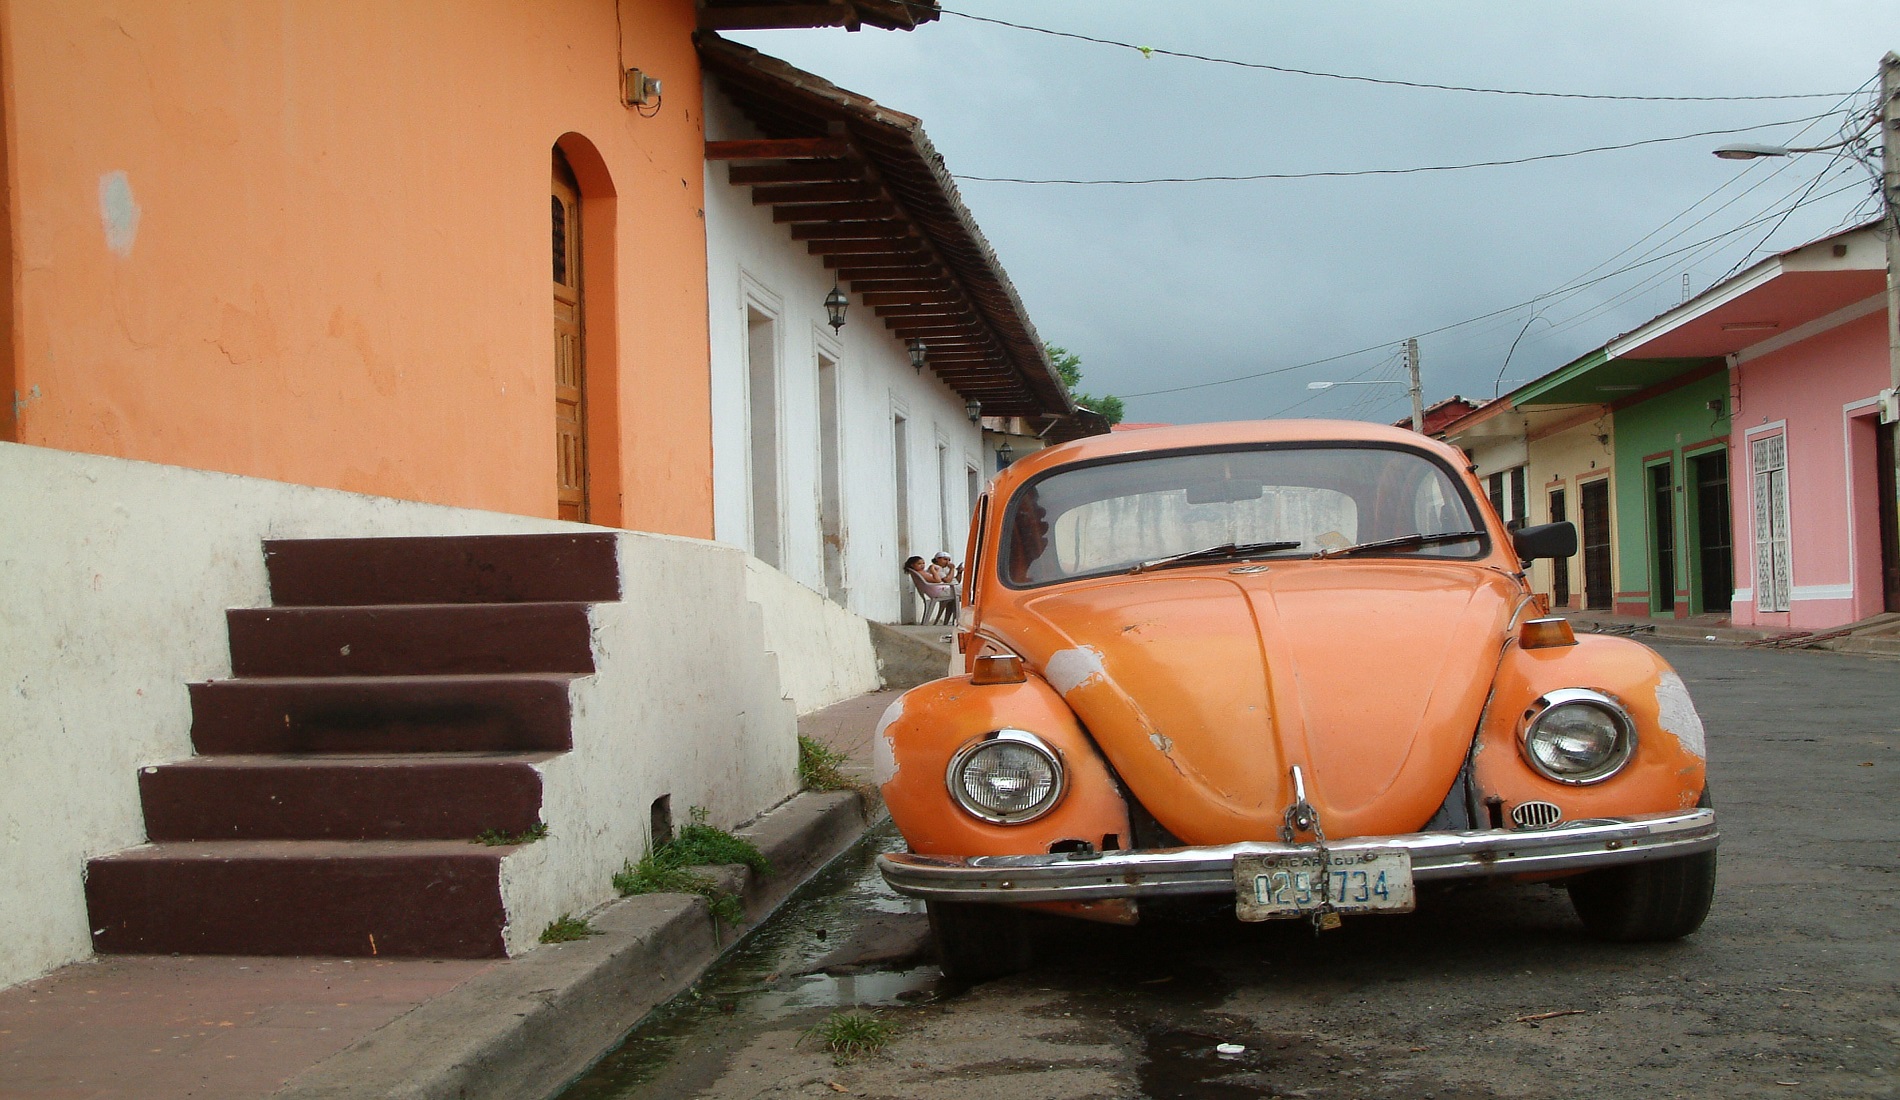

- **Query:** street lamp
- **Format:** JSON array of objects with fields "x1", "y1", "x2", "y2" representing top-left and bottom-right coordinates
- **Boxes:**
[
  {"x1": 1307, "y1": 338, "x2": 1425, "y2": 430},
  {"x1": 1713, "y1": 52, "x2": 1898, "y2": 420}
]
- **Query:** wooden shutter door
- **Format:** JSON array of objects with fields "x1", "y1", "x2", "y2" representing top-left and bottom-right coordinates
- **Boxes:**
[{"x1": 553, "y1": 153, "x2": 587, "y2": 522}]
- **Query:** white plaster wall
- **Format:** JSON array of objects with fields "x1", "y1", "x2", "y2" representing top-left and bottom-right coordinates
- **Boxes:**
[
  {"x1": 743, "y1": 558, "x2": 882, "y2": 715},
  {"x1": 0, "y1": 442, "x2": 842, "y2": 987},
  {"x1": 499, "y1": 534, "x2": 800, "y2": 956},
  {"x1": 704, "y1": 84, "x2": 986, "y2": 624}
]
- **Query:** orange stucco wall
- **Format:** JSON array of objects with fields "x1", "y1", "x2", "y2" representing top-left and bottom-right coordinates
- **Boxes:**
[{"x1": 0, "y1": 0, "x2": 712, "y2": 536}]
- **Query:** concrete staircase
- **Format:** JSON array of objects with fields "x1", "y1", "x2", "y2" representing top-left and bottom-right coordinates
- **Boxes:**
[{"x1": 84, "y1": 533, "x2": 619, "y2": 958}]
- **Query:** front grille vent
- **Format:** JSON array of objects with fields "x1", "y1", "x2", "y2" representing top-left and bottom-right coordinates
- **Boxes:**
[{"x1": 1511, "y1": 800, "x2": 1563, "y2": 829}]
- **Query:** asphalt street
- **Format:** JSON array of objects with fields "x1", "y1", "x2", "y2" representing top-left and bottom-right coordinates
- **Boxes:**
[{"x1": 560, "y1": 641, "x2": 1898, "y2": 1100}]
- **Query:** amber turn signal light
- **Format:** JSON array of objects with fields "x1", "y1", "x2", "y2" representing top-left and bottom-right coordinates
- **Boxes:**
[
  {"x1": 1518, "y1": 616, "x2": 1577, "y2": 650},
  {"x1": 971, "y1": 653, "x2": 1027, "y2": 685}
]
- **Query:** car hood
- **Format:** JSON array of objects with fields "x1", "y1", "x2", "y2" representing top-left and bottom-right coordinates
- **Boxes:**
[{"x1": 995, "y1": 562, "x2": 1521, "y2": 843}]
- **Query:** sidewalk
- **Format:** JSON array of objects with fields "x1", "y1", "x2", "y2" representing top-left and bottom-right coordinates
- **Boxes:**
[
  {"x1": 0, "y1": 691, "x2": 895, "y2": 1100},
  {"x1": 1554, "y1": 605, "x2": 1900, "y2": 657}
]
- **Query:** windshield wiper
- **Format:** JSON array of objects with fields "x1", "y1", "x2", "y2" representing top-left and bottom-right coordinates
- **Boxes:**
[
  {"x1": 1314, "y1": 530, "x2": 1484, "y2": 560},
  {"x1": 1131, "y1": 540, "x2": 1302, "y2": 574}
]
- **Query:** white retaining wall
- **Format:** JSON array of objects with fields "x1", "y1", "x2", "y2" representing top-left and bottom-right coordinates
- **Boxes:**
[{"x1": 0, "y1": 442, "x2": 878, "y2": 987}]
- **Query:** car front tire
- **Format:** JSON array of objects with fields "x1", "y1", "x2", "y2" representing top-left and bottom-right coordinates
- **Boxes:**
[
  {"x1": 926, "y1": 900, "x2": 1034, "y2": 983},
  {"x1": 1566, "y1": 787, "x2": 1716, "y2": 941}
]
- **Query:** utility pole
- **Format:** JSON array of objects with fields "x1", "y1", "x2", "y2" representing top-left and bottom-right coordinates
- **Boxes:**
[
  {"x1": 1881, "y1": 51, "x2": 1899, "y2": 417},
  {"x1": 1405, "y1": 337, "x2": 1424, "y2": 432}
]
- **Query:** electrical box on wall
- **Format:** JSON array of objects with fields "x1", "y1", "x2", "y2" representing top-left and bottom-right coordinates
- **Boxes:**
[
  {"x1": 624, "y1": 68, "x2": 661, "y2": 107},
  {"x1": 1879, "y1": 387, "x2": 1899, "y2": 425}
]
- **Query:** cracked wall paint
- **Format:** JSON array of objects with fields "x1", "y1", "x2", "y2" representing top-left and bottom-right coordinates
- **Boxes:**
[
  {"x1": 98, "y1": 172, "x2": 141, "y2": 257},
  {"x1": 1654, "y1": 671, "x2": 1707, "y2": 758}
]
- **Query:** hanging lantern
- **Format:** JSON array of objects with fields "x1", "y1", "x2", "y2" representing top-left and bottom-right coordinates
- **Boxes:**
[
  {"x1": 965, "y1": 397, "x2": 982, "y2": 423},
  {"x1": 907, "y1": 338, "x2": 927, "y2": 372},
  {"x1": 824, "y1": 284, "x2": 848, "y2": 332}
]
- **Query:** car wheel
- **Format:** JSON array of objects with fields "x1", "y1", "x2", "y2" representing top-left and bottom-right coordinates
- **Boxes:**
[
  {"x1": 926, "y1": 900, "x2": 1033, "y2": 983},
  {"x1": 1566, "y1": 787, "x2": 1717, "y2": 941}
]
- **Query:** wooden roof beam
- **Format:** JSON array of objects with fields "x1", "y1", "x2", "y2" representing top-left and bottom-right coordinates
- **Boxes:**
[
  {"x1": 790, "y1": 221, "x2": 913, "y2": 241},
  {"x1": 706, "y1": 137, "x2": 853, "y2": 161},
  {"x1": 891, "y1": 322, "x2": 986, "y2": 338},
  {"x1": 825, "y1": 257, "x2": 941, "y2": 274},
  {"x1": 843, "y1": 278, "x2": 954, "y2": 292},
  {"x1": 750, "y1": 182, "x2": 884, "y2": 205},
  {"x1": 770, "y1": 201, "x2": 898, "y2": 223},
  {"x1": 726, "y1": 161, "x2": 861, "y2": 186},
  {"x1": 858, "y1": 290, "x2": 958, "y2": 306},
  {"x1": 807, "y1": 239, "x2": 926, "y2": 256},
  {"x1": 874, "y1": 305, "x2": 973, "y2": 319}
]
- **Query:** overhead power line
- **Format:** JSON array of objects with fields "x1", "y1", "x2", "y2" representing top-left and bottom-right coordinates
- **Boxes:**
[
  {"x1": 1121, "y1": 176, "x2": 1868, "y2": 400},
  {"x1": 934, "y1": 7, "x2": 1853, "y2": 103},
  {"x1": 956, "y1": 112, "x2": 1844, "y2": 185}
]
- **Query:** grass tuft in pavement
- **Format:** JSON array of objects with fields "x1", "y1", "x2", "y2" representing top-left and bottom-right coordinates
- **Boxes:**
[
  {"x1": 797, "y1": 734, "x2": 865, "y2": 794},
  {"x1": 539, "y1": 914, "x2": 599, "y2": 943},
  {"x1": 805, "y1": 1010, "x2": 896, "y2": 1062},
  {"x1": 612, "y1": 807, "x2": 767, "y2": 925},
  {"x1": 475, "y1": 821, "x2": 550, "y2": 846}
]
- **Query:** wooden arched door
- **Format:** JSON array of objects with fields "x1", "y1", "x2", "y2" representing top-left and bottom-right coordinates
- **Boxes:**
[{"x1": 552, "y1": 150, "x2": 587, "y2": 521}]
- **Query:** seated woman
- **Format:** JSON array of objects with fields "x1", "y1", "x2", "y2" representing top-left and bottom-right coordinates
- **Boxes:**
[{"x1": 904, "y1": 555, "x2": 957, "y2": 624}]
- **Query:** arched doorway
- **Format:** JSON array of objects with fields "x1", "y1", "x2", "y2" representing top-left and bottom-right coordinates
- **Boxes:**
[{"x1": 552, "y1": 149, "x2": 587, "y2": 521}]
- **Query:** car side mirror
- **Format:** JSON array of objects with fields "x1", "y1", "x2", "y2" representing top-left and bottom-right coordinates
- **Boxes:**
[{"x1": 1511, "y1": 521, "x2": 1577, "y2": 562}]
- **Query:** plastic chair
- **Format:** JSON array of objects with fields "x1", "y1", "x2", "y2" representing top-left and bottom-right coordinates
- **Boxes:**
[{"x1": 907, "y1": 569, "x2": 958, "y2": 625}]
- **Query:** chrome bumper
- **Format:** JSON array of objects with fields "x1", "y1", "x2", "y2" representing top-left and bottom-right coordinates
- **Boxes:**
[{"x1": 877, "y1": 809, "x2": 1717, "y2": 904}]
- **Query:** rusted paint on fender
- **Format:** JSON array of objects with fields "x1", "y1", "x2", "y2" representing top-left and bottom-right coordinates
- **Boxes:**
[
  {"x1": 878, "y1": 675, "x2": 1132, "y2": 861},
  {"x1": 1472, "y1": 636, "x2": 1708, "y2": 819}
]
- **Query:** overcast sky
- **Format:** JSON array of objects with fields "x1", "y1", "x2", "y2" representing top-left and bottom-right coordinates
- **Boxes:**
[{"x1": 728, "y1": 3, "x2": 1895, "y2": 426}]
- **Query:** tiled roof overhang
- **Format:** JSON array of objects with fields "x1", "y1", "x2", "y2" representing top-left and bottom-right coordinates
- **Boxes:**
[
  {"x1": 697, "y1": 0, "x2": 938, "y2": 32},
  {"x1": 699, "y1": 33, "x2": 1072, "y2": 419}
]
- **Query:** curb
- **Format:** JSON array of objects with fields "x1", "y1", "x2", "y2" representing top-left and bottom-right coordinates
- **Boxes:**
[{"x1": 272, "y1": 789, "x2": 869, "y2": 1100}]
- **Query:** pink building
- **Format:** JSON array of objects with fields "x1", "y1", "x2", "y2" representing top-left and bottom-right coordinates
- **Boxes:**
[{"x1": 1608, "y1": 224, "x2": 1898, "y2": 630}]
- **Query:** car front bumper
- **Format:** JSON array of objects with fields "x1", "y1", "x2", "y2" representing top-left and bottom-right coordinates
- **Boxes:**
[{"x1": 877, "y1": 808, "x2": 1717, "y2": 904}]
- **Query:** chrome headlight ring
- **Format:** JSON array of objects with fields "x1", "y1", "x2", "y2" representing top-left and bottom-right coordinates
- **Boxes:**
[
  {"x1": 945, "y1": 728, "x2": 1067, "y2": 825},
  {"x1": 1517, "y1": 688, "x2": 1638, "y2": 786}
]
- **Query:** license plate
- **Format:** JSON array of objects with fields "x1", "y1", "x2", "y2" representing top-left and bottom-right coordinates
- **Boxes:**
[{"x1": 1234, "y1": 848, "x2": 1416, "y2": 922}]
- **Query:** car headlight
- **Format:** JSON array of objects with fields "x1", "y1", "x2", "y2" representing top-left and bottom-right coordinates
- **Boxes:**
[
  {"x1": 946, "y1": 729, "x2": 1065, "y2": 824},
  {"x1": 1519, "y1": 688, "x2": 1637, "y2": 785}
]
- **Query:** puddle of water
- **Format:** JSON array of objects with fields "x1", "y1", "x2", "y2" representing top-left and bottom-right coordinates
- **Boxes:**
[
  {"x1": 555, "y1": 821, "x2": 942, "y2": 1099},
  {"x1": 750, "y1": 964, "x2": 941, "y2": 1012},
  {"x1": 1139, "y1": 1027, "x2": 1291, "y2": 1100}
]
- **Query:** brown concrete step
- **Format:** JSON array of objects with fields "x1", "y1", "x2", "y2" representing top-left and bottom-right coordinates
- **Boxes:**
[
  {"x1": 227, "y1": 602, "x2": 595, "y2": 677},
  {"x1": 189, "y1": 674, "x2": 578, "y2": 754},
  {"x1": 139, "y1": 753, "x2": 553, "y2": 841},
  {"x1": 264, "y1": 532, "x2": 620, "y2": 607},
  {"x1": 85, "y1": 840, "x2": 511, "y2": 958}
]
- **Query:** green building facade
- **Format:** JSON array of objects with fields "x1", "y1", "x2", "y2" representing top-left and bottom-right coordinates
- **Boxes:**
[{"x1": 1610, "y1": 369, "x2": 1733, "y2": 617}]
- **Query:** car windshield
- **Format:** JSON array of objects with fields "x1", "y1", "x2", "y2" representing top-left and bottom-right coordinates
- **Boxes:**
[{"x1": 1000, "y1": 444, "x2": 1484, "y2": 587}]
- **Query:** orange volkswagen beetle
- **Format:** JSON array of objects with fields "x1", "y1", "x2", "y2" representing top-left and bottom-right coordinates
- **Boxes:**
[{"x1": 876, "y1": 420, "x2": 1715, "y2": 980}]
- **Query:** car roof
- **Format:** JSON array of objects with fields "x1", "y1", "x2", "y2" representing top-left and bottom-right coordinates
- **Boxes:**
[{"x1": 1002, "y1": 420, "x2": 1473, "y2": 484}]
